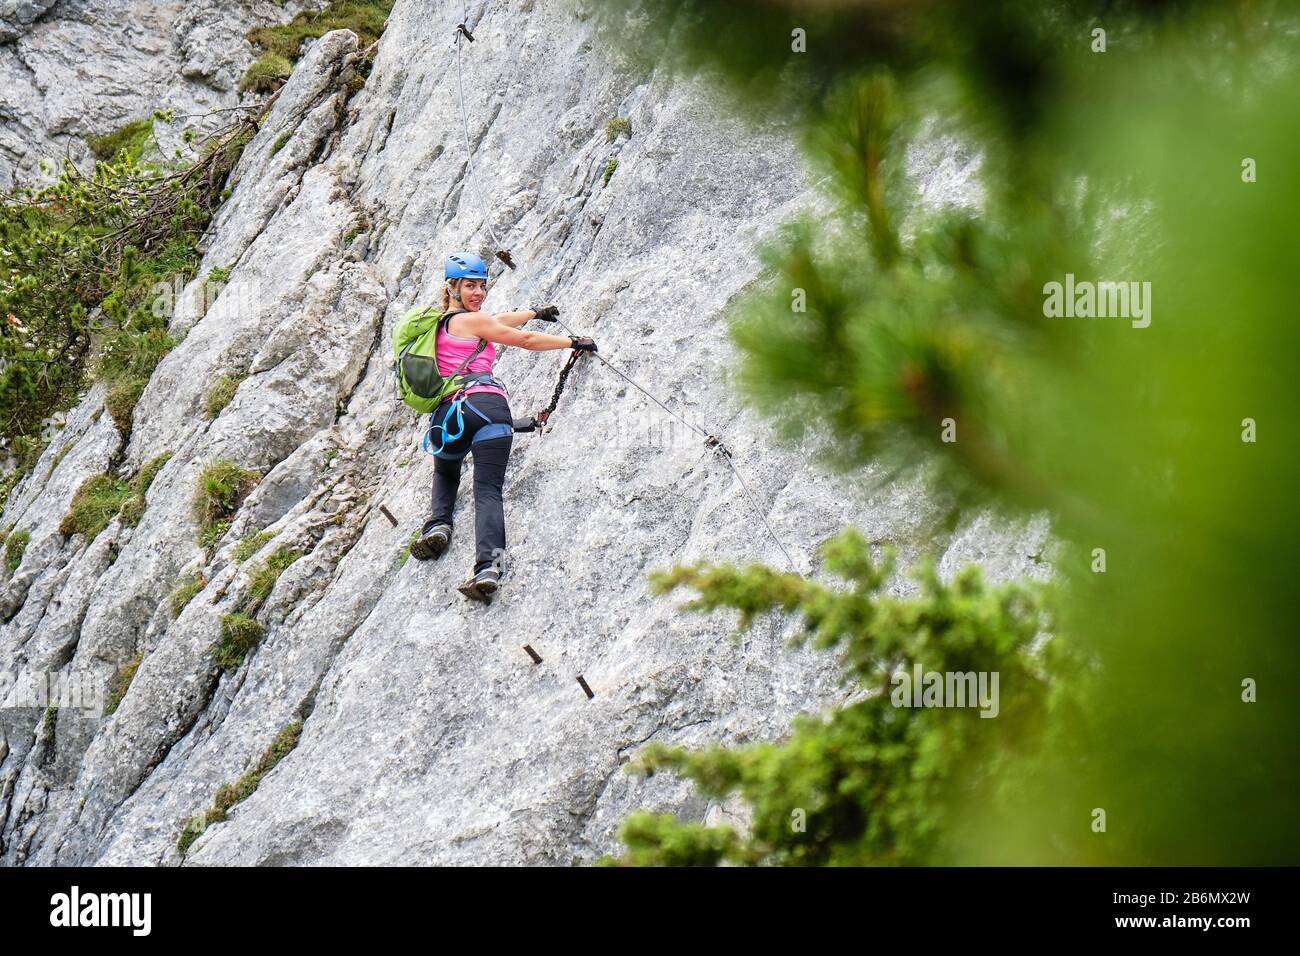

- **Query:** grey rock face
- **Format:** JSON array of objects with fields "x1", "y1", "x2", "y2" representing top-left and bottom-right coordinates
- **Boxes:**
[
  {"x1": 0, "y1": 0, "x2": 323, "y2": 189},
  {"x1": 0, "y1": 1, "x2": 1049, "y2": 866},
  {"x1": 0, "y1": 1, "x2": 60, "y2": 42}
]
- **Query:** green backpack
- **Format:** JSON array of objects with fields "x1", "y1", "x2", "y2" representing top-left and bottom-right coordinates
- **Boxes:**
[{"x1": 392, "y1": 305, "x2": 488, "y2": 413}]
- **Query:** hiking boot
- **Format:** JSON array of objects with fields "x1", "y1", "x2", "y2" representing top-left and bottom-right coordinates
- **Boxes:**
[
  {"x1": 457, "y1": 567, "x2": 500, "y2": 603},
  {"x1": 410, "y1": 522, "x2": 451, "y2": 561}
]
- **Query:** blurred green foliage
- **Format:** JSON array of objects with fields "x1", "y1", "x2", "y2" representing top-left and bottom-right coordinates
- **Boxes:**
[
  {"x1": 601, "y1": 0, "x2": 1299, "y2": 864},
  {"x1": 601, "y1": 529, "x2": 1082, "y2": 866}
]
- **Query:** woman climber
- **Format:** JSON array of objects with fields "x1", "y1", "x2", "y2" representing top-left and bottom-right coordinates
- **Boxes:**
[{"x1": 408, "y1": 251, "x2": 597, "y2": 603}]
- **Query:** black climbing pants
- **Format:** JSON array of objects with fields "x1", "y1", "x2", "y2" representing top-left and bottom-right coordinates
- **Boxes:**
[{"x1": 427, "y1": 392, "x2": 513, "y2": 573}]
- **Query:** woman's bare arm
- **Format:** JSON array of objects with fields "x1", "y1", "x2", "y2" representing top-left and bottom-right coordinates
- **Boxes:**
[
  {"x1": 452, "y1": 310, "x2": 572, "y2": 350},
  {"x1": 492, "y1": 309, "x2": 537, "y2": 329}
]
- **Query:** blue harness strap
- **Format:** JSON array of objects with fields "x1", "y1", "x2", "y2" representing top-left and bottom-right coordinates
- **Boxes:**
[
  {"x1": 422, "y1": 390, "x2": 513, "y2": 460},
  {"x1": 473, "y1": 422, "x2": 514, "y2": 443}
]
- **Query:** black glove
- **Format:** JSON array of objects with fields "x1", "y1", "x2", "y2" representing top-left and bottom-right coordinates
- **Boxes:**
[
  {"x1": 512, "y1": 416, "x2": 537, "y2": 433},
  {"x1": 569, "y1": 336, "x2": 597, "y2": 352},
  {"x1": 530, "y1": 305, "x2": 559, "y2": 323}
]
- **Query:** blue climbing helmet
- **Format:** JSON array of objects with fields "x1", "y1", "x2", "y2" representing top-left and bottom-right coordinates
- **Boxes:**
[{"x1": 445, "y1": 251, "x2": 488, "y2": 280}]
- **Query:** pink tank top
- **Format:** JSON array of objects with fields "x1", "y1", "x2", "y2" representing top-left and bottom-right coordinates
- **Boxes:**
[{"x1": 435, "y1": 311, "x2": 508, "y2": 400}]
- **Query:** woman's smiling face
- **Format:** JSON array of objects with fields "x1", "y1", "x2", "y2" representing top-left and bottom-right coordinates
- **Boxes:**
[{"x1": 458, "y1": 278, "x2": 486, "y2": 310}]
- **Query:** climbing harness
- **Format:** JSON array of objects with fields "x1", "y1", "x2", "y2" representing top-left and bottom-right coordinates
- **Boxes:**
[{"x1": 422, "y1": 386, "x2": 514, "y2": 459}]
